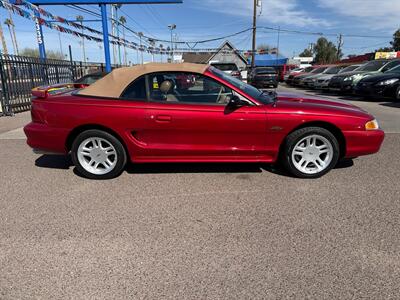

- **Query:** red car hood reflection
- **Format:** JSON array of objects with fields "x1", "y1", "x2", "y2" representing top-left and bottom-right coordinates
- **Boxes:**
[{"x1": 275, "y1": 92, "x2": 371, "y2": 118}]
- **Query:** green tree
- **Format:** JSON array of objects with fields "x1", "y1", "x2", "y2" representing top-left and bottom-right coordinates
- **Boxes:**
[
  {"x1": 257, "y1": 43, "x2": 271, "y2": 52},
  {"x1": 299, "y1": 48, "x2": 313, "y2": 57},
  {"x1": 257, "y1": 43, "x2": 277, "y2": 53},
  {"x1": 314, "y1": 37, "x2": 341, "y2": 64},
  {"x1": 20, "y1": 47, "x2": 64, "y2": 60},
  {"x1": 390, "y1": 29, "x2": 400, "y2": 51},
  {"x1": 375, "y1": 46, "x2": 393, "y2": 52}
]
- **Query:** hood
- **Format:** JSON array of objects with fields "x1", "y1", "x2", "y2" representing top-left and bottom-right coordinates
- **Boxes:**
[
  {"x1": 303, "y1": 73, "x2": 324, "y2": 80},
  {"x1": 292, "y1": 72, "x2": 312, "y2": 78},
  {"x1": 276, "y1": 92, "x2": 371, "y2": 119},
  {"x1": 333, "y1": 70, "x2": 370, "y2": 78},
  {"x1": 316, "y1": 74, "x2": 336, "y2": 80},
  {"x1": 359, "y1": 72, "x2": 400, "y2": 83},
  {"x1": 295, "y1": 73, "x2": 315, "y2": 79}
]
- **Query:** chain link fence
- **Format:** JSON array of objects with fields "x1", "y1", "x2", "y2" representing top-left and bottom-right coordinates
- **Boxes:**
[{"x1": 0, "y1": 54, "x2": 119, "y2": 115}]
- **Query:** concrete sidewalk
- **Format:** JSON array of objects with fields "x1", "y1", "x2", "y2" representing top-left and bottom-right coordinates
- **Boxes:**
[{"x1": 0, "y1": 111, "x2": 30, "y2": 134}]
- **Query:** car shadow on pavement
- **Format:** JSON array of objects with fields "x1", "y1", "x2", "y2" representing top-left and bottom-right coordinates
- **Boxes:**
[
  {"x1": 380, "y1": 102, "x2": 400, "y2": 108},
  {"x1": 126, "y1": 163, "x2": 266, "y2": 174},
  {"x1": 35, "y1": 154, "x2": 73, "y2": 169},
  {"x1": 34, "y1": 155, "x2": 354, "y2": 178}
]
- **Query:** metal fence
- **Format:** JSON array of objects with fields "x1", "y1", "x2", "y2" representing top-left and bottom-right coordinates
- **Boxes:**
[{"x1": 0, "y1": 54, "x2": 112, "y2": 115}]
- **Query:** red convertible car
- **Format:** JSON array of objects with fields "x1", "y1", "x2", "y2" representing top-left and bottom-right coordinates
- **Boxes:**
[{"x1": 24, "y1": 63, "x2": 384, "y2": 179}]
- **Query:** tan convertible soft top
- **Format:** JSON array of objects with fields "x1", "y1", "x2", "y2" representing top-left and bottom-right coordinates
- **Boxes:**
[{"x1": 78, "y1": 62, "x2": 208, "y2": 98}]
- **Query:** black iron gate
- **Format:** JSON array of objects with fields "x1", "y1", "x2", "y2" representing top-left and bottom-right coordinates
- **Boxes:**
[{"x1": 0, "y1": 54, "x2": 105, "y2": 115}]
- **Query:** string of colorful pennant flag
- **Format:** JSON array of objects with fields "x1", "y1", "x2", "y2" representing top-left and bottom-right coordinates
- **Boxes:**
[
  {"x1": 0, "y1": 0, "x2": 275, "y2": 57},
  {"x1": 0, "y1": 0, "x2": 172, "y2": 55}
]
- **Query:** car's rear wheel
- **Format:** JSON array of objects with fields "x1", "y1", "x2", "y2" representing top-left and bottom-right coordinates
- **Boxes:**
[
  {"x1": 282, "y1": 127, "x2": 340, "y2": 178},
  {"x1": 71, "y1": 130, "x2": 127, "y2": 179}
]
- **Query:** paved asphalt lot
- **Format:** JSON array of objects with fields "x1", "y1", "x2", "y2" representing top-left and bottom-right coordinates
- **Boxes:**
[{"x1": 0, "y1": 85, "x2": 400, "y2": 299}]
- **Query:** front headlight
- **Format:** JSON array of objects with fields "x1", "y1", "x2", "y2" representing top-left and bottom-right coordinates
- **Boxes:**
[
  {"x1": 377, "y1": 78, "x2": 399, "y2": 86},
  {"x1": 365, "y1": 119, "x2": 379, "y2": 130},
  {"x1": 343, "y1": 76, "x2": 354, "y2": 81}
]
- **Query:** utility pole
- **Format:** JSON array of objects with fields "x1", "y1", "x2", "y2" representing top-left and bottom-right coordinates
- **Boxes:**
[
  {"x1": 251, "y1": 0, "x2": 257, "y2": 69},
  {"x1": 337, "y1": 34, "x2": 343, "y2": 60}
]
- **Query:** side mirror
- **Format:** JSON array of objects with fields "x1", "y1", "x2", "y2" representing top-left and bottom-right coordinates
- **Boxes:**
[{"x1": 228, "y1": 95, "x2": 247, "y2": 107}]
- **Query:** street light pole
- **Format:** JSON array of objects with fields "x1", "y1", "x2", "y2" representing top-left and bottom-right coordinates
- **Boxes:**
[{"x1": 168, "y1": 24, "x2": 176, "y2": 62}]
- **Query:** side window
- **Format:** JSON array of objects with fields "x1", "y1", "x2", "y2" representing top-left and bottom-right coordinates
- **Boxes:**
[
  {"x1": 147, "y1": 72, "x2": 233, "y2": 105},
  {"x1": 120, "y1": 76, "x2": 147, "y2": 100}
]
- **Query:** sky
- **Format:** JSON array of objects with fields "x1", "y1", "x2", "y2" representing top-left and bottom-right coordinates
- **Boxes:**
[{"x1": 0, "y1": 0, "x2": 399, "y2": 64}]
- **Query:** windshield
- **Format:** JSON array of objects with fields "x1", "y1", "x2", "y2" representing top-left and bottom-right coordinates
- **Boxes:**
[
  {"x1": 357, "y1": 60, "x2": 388, "y2": 71},
  {"x1": 312, "y1": 67, "x2": 328, "y2": 74},
  {"x1": 303, "y1": 66, "x2": 314, "y2": 72},
  {"x1": 387, "y1": 65, "x2": 400, "y2": 73},
  {"x1": 324, "y1": 66, "x2": 342, "y2": 74},
  {"x1": 209, "y1": 66, "x2": 273, "y2": 104},
  {"x1": 256, "y1": 67, "x2": 276, "y2": 74},
  {"x1": 210, "y1": 63, "x2": 238, "y2": 71},
  {"x1": 339, "y1": 65, "x2": 360, "y2": 73}
]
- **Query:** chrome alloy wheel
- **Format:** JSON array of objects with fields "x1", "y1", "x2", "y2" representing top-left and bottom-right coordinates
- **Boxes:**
[
  {"x1": 291, "y1": 134, "x2": 333, "y2": 174},
  {"x1": 77, "y1": 137, "x2": 117, "y2": 175}
]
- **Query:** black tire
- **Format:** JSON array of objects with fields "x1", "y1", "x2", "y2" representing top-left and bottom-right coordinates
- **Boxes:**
[
  {"x1": 395, "y1": 86, "x2": 400, "y2": 102},
  {"x1": 71, "y1": 129, "x2": 127, "y2": 179},
  {"x1": 281, "y1": 127, "x2": 340, "y2": 178}
]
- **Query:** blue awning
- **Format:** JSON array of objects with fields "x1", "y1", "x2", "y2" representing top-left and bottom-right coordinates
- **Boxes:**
[{"x1": 248, "y1": 54, "x2": 288, "y2": 66}]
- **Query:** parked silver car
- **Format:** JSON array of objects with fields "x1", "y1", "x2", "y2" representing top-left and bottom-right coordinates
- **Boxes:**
[{"x1": 313, "y1": 65, "x2": 362, "y2": 89}]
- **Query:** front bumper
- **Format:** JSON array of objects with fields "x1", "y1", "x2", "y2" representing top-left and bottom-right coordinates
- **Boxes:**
[
  {"x1": 344, "y1": 129, "x2": 385, "y2": 158},
  {"x1": 24, "y1": 122, "x2": 69, "y2": 155},
  {"x1": 354, "y1": 83, "x2": 397, "y2": 98}
]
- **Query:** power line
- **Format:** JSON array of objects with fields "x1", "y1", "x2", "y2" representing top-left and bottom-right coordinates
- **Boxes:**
[{"x1": 258, "y1": 26, "x2": 396, "y2": 39}]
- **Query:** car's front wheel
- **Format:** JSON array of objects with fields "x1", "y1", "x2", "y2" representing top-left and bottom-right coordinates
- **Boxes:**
[
  {"x1": 395, "y1": 86, "x2": 400, "y2": 102},
  {"x1": 71, "y1": 129, "x2": 127, "y2": 179},
  {"x1": 282, "y1": 127, "x2": 340, "y2": 178}
]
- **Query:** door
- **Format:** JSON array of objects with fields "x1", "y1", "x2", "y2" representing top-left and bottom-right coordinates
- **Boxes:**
[{"x1": 136, "y1": 72, "x2": 269, "y2": 162}]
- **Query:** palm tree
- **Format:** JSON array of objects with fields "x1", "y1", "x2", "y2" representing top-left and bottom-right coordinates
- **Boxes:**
[
  {"x1": 0, "y1": 20, "x2": 8, "y2": 55},
  {"x1": 114, "y1": 4, "x2": 122, "y2": 65},
  {"x1": 110, "y1": 6, "x2": 116, "y2": 65},
  {"x1": 4, "y1": 18, "x2": 17, "y2": 55},
  {"x1": 159, "y1": 44, "x2": 163, "y2": 62},
  {"x1": 7, "y1": 10, "x2": 18, "y2": 55},
  {"x1": 119, "y1": 16, "x2": 127, "y2": 65},
  {"x1": 76, "y1": 15, "x2": 86, "y2": 63}
]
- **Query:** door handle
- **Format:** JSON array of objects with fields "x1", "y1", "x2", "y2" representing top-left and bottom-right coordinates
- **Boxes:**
[{"x1": 154, "y1": 115, "x2": 172, "y2": 122}]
